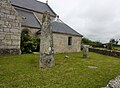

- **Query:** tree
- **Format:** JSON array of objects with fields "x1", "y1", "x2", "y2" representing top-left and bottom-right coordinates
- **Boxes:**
[
  {"x1": 81, "y1": 37, "x2": 103, "y2": 47},
  {"x1": 109, "y1": 38, "x2": 119, "y2": 45},
  {"x1": 81, "y1": 38, "x2": 94, "y2": 45}
]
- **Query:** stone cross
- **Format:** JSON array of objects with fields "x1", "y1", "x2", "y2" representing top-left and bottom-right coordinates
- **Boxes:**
[
  {"x1": 83, "y1": 45, "x2": 89, "y2": 58},
  {"x1": 40, "y1": 11, "x2": 54, "y2": 68}
]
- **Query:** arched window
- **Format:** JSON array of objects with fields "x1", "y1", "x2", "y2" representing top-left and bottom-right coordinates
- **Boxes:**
[{"x1": 21, "y1": 29, "x2": 29, "y2": 35}]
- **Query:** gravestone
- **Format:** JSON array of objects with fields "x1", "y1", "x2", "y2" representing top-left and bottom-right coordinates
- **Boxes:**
[
  {"x1": 83, "y1": 45, "x2": 89, "y2": 58},
  {"x1": 40, "y1": 11, "x2": 54, "y2": 68}
]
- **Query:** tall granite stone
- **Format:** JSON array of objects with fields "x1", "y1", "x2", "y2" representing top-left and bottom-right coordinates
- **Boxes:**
[
  {"x1": 40, "y1": 11, "x2": 54, "y2": 68},
  {"x1": 0, "y1": 0, "x2": 21, "y2": 54}
]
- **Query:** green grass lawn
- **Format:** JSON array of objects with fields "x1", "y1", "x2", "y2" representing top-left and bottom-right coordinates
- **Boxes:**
[{"x1": 0, "y1": 52, "x2": 120, "y2": 88}]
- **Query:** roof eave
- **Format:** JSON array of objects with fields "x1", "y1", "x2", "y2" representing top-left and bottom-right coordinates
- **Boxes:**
[
  {"x1": 22, "y1": 25, "x2": 41, "y2": 29},
  {"x1": 53, "y1": 31, "x2": 83, "y2": 37}
]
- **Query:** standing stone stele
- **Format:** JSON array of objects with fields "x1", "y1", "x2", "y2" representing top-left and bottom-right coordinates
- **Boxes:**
[
  {"x1": 40, "y1": 11, "x2": 54, "y2": 68},
  {"x1": 83, "y1": 45, "x2": 89, "y2": 58}
]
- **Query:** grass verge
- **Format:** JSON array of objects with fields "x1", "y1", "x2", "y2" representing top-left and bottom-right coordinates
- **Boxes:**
[{"x1": 0, "y1": 52, "x2": 120, "y2": 88}]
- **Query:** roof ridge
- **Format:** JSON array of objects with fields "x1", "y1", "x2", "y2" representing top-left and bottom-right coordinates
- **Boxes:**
[
  {"x1": 10, "y1": 0, "x2": 56, "y2": 16},
  {"x1": 35, "y1": 0, "x2": 46, "y2": 5},
  {"x1": 32, "y1": 0, "x2": 57, "y2": 16}
]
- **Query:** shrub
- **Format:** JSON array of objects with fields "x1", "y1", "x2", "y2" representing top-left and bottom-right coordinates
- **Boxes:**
[{"x1": 21, "y1": 34, "x2": 40, "y2": 54}]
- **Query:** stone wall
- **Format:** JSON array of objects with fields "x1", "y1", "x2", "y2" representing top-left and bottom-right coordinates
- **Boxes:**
[
  {"x1": 53, "y1": 33, "x2": 82, "y2": 53},
  {"x1": 0, "y1": 0, "x2": 21, "y2": 54},
  {"x1": 89, "y1": 48, "x2": 120, "y2": 58}
]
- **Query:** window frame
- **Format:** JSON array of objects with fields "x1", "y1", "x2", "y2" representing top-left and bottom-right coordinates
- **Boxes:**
[{"x1": 68, "y1": 37, "x2": 72, "y2": 46}]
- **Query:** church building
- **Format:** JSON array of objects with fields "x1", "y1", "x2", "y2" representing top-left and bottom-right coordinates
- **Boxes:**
[{"x1": 0, "y1": 0, "x2": 83, "y2": 54}]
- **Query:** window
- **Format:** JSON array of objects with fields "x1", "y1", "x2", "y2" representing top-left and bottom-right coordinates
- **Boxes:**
[
  {"x1": 21, "y1": 29, "x2": 29, "y2": 36},
  {"x1": 68, "y1": 37, "x2": 72, "y2": 45}
]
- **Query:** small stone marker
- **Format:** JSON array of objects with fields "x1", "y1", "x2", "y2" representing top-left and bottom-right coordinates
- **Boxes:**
[
  {"x1": 88, "y1": 66, "x2": 97, "y2": 69},
  {"x1": 40, "y1": 11, "x2": 54, "y2": 68},
  {"x1": 83, "y1": 45, "x2": 89, "y2": 58},
  {"x1": 65, "y1": 55, "x2": 69, "y2": 59}
]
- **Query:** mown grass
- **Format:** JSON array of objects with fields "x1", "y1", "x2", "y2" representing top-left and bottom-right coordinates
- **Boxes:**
[{"x1": 0, "y1": 52, "x2": 120, "y2": 88}]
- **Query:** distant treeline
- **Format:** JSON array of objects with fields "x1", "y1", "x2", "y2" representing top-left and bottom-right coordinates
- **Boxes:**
[
  {"x1": 81, "y1": 38, "x2": 120, "y2": 48},
  {"x1": 81, "y1": 38, "x2": 103, "y2": 47}
]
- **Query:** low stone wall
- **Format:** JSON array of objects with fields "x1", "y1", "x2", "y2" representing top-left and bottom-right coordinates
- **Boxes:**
[{"x1": 89, "y1": 48, "x2": 120, "y2": 58}]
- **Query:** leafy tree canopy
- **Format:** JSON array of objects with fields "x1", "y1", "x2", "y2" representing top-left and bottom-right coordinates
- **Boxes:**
[{"x1": 81, "y1": 37, "x2": 102, "y2": 47}]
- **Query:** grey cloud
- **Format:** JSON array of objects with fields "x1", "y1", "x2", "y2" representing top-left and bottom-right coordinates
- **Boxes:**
[{"x1": 39, "y1": 0, "x2": 120, "y2": 43}]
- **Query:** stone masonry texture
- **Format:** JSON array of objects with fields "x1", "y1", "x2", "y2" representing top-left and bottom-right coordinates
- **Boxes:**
[
  {"x1": 0, "y1": 0, "x2": 21, "y2": 54},
  {"x1": 53, "y1": 33, "x2": 82, "y2": 53}
]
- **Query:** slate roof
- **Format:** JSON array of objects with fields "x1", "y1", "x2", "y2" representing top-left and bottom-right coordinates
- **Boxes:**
[
  {"x1": 37, "y1": 21, "x2": 83, "y2": 37},
  {"x1": 10, "y1": 0, "x2": 82, "y2": 36},
  {"x1": 51, "y1": 21, "x2": 83, "y2": 37},
  {"x1": 10, "y1": 0, "x2": 56, "y2": 16},
  {"x1": 15, "y1": 8, "x2": 41, "y2": 28}
]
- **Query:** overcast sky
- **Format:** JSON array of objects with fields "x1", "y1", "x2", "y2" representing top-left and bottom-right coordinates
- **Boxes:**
[{"x1": 38, "y1": 0, "x2": 120, "y2": 43}]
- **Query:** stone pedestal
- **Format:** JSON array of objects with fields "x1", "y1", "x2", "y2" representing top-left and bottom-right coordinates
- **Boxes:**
[
  {"x1": 83, "y1": 45, "x2": 89, "y2": 58},
  {"x1": 40, "y1": 11, "x2": 54, "y2": 68}
]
